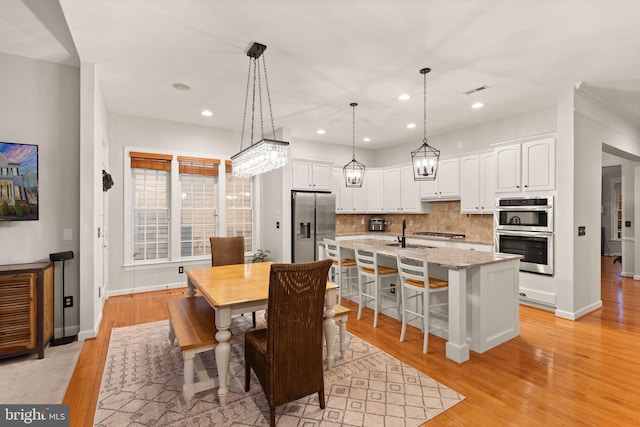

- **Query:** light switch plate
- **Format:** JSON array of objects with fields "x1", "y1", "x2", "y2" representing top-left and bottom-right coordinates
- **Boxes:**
[{"x1": 63, "y1": 229, "x2": 72, "y2": 241}]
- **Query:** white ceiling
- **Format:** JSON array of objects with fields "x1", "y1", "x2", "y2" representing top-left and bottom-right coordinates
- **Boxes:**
[{"x1": 3, "y1": 0, "x2": 640, "y2": 150}]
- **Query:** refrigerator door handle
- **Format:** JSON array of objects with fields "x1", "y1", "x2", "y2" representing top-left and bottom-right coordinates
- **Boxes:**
[{"x1": 306, "y1": 222, "x2": 311, "y2": 239}]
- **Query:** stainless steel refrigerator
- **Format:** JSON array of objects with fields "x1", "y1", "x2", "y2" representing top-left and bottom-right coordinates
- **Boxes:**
[{"x1": 291, "y1": 191, "x2": 336, "y2": 263}]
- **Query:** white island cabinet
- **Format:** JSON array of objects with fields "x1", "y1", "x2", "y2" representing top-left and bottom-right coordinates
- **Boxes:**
[{"x1": 335, "y1": 238, "x2": 521, "y2": 362}]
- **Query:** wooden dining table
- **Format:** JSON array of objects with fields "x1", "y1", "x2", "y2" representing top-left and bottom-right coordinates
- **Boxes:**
[{"x1": 186, "y1": 261, "x2": 338, "y2": 406}]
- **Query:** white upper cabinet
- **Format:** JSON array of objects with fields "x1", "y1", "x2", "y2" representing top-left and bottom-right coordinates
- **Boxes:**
[
  {"x1": 522, "y1": 138, "x2": 555, "y2": 191},
  {"x1": 495, "y1": 137, "x2": 555, "y2": 193},
  {"x1": 495, "y1": 144, "x2": 521, "y2": 192},
  {"x1": 400, "y1": 165, "x2": 421, "y2": 212},
  {"x1": 382, "y1": 166, "x2": 422, "y2": 213},
  {"x1": 366, "y1": 169, "x2": 384, "y2": 212},
  {"x1": 419, "y1": 157, "x2": 460, "y2": 200},
  {"x1": 292, "y1": 159, "x2": 332, "y2": 191},
  {"x1": 333, "y1": 167, "x2": 366, "y2": 213},
  {"x1": 480, "y1": 151, "x2": 497, "y2": 212},
  {"x1": 383, "y1": 168, "x2": 401, "y2": 211},
  {"x1": 460, "y1": 151, "x2": 496, "y2": 214}
]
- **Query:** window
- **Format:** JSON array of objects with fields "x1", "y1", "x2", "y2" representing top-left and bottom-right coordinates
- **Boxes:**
[
  {"x1": 130, "y1": 152, "x2": 172, "y2": 261},
  {"x1": 178, "y1": 156, "x2": 219, "y2": 257},
  {"x1": 225, "y1": 160, "x2": 254, "y2": 252},
  {"x1": 125, "y1": 150, "x2": 256, "y2": 265}
]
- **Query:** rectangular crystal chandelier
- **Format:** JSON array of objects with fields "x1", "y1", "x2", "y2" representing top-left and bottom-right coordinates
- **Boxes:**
[
  {"x1": 232, "y1": 42, "x2": 289, "y2": 177},
  {"x1": 231, "y1": 139, "x2": 289, "y2": 177}
]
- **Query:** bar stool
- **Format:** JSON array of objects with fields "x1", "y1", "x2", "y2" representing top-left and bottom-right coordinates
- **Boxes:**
[
  {"x1": 324, "y1": 238, "x2": 358, "y2": 304},
  {"x1": 396, "y1": 250, "x2": 448, "y2": 353},
  {"x1": 353, "y1": 243, "x2": 400, "y2": 328}
]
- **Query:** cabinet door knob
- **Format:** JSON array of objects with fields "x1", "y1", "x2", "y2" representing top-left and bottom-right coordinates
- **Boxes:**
[{"x1": 524, "y1": 184, "x2": 528, "y2": 188}]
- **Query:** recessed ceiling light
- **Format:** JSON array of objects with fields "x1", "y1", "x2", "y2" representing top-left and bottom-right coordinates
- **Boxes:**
[
  {"x1": 172, "y1": 82, "x2": 191, "y2": 91},
  {"x1": 398, "y1": 94, "x2": 410, "y2": 101},
  {"x1": 363, "y1": 137, "x2": 371, "y2": 142},
  {"x1": 317, "y1": 129, "x2": 326, "y2": 135},
  {"x1": 471, "y1": 102, "x2": 484, "y2": 109},
  {"x1": 201, "y1": 110, "x2": 213, "y2": 117},
  {"x1": 407, "y1": 122, "x2": 416, "y2": 129}
]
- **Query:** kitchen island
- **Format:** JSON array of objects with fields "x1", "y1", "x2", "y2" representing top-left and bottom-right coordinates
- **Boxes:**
[{"x1": 333, "y1": 238, "x2": 521, "y2": 363}]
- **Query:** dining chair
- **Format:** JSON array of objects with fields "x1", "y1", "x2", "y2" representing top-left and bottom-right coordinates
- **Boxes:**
[
  {"x1": 244, "y1": 259, "x2": 333, "y2": 427},
  {"x1": 353, "y1": 243, "x2": 400, "y2": 328},
  {"x1": 324, "y1": 238, "x2": 357, "y2": 304},
  {"x1": 209, "y1": 236, "x2": 256, "y2": 328},
  {"x1": 396, "y1": 249, "x2": 448, "y2": 353}
]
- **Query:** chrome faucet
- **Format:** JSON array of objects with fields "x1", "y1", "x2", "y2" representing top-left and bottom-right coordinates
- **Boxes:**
[{"x1": 398, "y1": 217, "x2": 407, "y2": 248}]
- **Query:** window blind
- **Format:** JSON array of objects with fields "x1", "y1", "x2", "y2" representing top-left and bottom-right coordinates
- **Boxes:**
[{"x1": 130, "y1": 152, "x2": 173, "y2": 171}]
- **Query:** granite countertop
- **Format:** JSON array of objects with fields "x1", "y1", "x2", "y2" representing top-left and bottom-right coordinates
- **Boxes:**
[
  {"x1": 336, "y1": 231, "x2": 493, "y2": 246},
  {"x1": 337, "y1": 238, "x2": 520, "y2": 270}
]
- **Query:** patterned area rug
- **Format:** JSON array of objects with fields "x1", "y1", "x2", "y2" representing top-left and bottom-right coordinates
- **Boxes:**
[{"x1": 94, "y1": 313, "x2": 464, "y2": 426}]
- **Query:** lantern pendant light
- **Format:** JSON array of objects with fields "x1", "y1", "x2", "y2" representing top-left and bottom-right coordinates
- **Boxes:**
[
  {"x1": 343, "y1": 102, "x2": 365, "y2": 187},
  {"x1": 411, "y1": 67, "x2": 440, "y2": 181}
]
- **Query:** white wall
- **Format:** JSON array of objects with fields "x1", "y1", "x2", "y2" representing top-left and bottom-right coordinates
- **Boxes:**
[
  {"x1": 78, "y1": 62, "x2": 111, "y2": 340},
  {"x1": 106, "y1": 114, "x2": 241, "y2": 294},
  {"x1": 374, "y1": 106, "x2": 557, "y2": 166},
  {"x1": 0, "y1": 52, "x2": 80, "y2": 336},
  {"x1": 559, "y1": 83, "x2": 640, "y2": 318}
]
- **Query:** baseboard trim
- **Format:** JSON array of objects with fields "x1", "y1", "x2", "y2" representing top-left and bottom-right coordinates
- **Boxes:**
[
  {"x1": 108, "y1": 282, "x2": 186, "y2": 297},
  {"x1": 78, "y1": 309, "x2": 102, "y2": 342},
  {"x1": 555, "y1": 300, "x2": 603, "y2": 320}
]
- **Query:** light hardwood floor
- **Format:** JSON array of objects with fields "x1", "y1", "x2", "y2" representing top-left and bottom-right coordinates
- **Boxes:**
[{"x1": 64, "y1": 257, "x2": 640, "y2": 426}]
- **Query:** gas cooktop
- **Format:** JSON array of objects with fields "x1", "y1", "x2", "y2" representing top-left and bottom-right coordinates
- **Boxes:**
[{"x1": 414, "y1": 231, "x2": 466, "y2": 239}]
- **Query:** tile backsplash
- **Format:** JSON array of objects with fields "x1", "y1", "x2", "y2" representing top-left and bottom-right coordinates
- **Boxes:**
[{"x1": 336, "y1": 201, "x2": 494, "y2": 244}]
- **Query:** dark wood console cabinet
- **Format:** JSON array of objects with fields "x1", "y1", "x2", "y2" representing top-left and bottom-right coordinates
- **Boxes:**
[{"x1": 0, "y1": 261, "x2": 54, "y2": 359}]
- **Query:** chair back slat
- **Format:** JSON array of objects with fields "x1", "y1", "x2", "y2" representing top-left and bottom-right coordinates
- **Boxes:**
[
  {"x1": 354, "y1": 243, "x2": 378, "y2": 274},
  {"x1": 210, "y1": 236, "x2": 244, "y2": 266},
  {"x1": 396, "y1": 250, "x2": 429, "y2": 285},
  {"x1": 324, "y1": 238, "x2": 339, "y2": 262}
]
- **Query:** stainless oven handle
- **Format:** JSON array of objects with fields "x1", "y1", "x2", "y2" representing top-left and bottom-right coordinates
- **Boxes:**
[
  {"x1": 495, "y1": 205, "x2": 552, "y2": 211},
  {"x1": 496, "y1": 230, "x2": 553, "y2": 238}
]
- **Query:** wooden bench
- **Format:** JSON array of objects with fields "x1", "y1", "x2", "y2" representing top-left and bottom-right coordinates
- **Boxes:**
[
  {"x1": 167, "y1": 296, "x2": 225, "y2": 400},
  {"x1": 324, "y1": 304, "x2": 351, "y2": 359}
]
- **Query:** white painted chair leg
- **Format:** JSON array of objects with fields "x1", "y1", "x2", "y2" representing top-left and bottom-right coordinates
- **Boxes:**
[
  {"x1": 373, "y1": 277, "x2": 379, "y2": 328},
  {"x1": 357, "y1": 273, "x2": 364, "y2": 320}
]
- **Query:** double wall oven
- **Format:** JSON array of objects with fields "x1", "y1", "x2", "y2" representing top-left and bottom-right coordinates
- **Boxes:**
[{"x1": 495, "y1": 196, "x2": 554, "y2": 276}]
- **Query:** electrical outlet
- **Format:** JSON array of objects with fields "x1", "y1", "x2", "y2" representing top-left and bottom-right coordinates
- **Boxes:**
[
  {"x1": 178, "y1": 266, "x2": 184, "y2": 274},
  {"x1": 64, "y1": 296, "x2": 73, "y2": 308}
]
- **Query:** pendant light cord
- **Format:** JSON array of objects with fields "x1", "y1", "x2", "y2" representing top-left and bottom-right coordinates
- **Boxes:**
[
  {"x1": 351, "y1": 102, "x2": 357, "y2": 159},
  {"x1": 240, "y1": 52, "x2": 278, "y2": 151},
  {"x1": 240, "y1": 59, "x2": 252, "y2": 151},
  {"x1": 423, "y1": 68, "x2": 428, "y2": 144}
]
